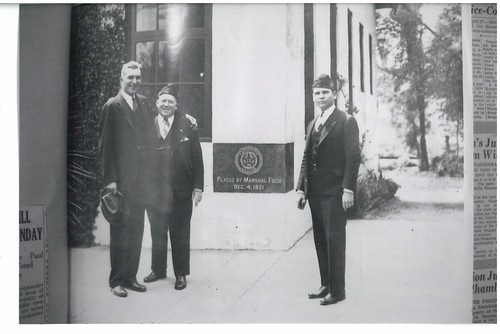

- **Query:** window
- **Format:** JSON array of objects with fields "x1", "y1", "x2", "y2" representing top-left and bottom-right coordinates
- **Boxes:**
[
  {"x1": 330, "y1": 4, "x2": 337, "y2": 91},
  {"x1": 359, "y1": 23, "x2": 365, "y2": 93},
  {"x1": 369, "y1": 34, "x2": 373, "y2": 95},
  {"x1": 304, "y1": 4, "x2": 315, "y2": 129},
  {"x1": 129, "y1": 4, "x2": 212, "y2": 140},
  {"x1": 347, "y1": 10, "x2": 353, "y2": 106}
]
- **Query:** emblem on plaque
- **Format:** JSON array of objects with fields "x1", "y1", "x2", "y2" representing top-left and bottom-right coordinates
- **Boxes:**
[{"x1": 234, "y1": 146, "x2": 263, "y2": 175}]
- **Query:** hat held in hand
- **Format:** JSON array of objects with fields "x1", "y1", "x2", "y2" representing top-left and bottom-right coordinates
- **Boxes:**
[{"x1": 100, "y1": 189, "x2": 129, "y2": 225}]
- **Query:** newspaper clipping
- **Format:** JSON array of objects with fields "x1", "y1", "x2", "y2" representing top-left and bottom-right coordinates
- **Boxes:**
[
  {"x1": 471, "y1": 3, "x2": 497, "y2": 324},
  {"x1": 19, "y1": 206, "x2": 48, "y2": 324}
]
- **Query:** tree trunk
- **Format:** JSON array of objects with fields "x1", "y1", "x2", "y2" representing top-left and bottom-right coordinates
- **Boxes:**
[
  {"x1": 418, "y1": 95, "x2": 429, "y2": 171},
  {"x1": 408, "y1": 118, "x2": 420, "y2": 158},
  {"x1": 413, "y1": 125, "x2": 421, "y2": 158}
]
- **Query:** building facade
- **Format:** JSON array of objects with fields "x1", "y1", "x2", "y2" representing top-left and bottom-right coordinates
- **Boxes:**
[{"x1": 94, "y1": 3, "x2": 380, "y2": 250}]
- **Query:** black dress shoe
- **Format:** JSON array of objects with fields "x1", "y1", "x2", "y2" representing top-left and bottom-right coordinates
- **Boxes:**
[
  {"x1": 123, "y1": 280, "x2": 147, "y2": 292},
  {"x1": 320, "y1": 291, "x2": 345, "y2": 306},
  {"x1": 174, "y1": 276, "x2": 187, "y2": 290},
  {"x1": 308, "y1": 286, "x2": 329, "y2": 299},
  {"x1": 143, "y1": 272, "x2": 166, "y2": 283},
  {"x1": 111, "y1": 285, "x2": 127, "y2": 297}
]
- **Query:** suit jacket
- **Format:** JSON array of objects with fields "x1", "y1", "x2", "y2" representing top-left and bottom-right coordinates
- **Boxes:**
[
  {"x1": 98, "y1": 93, "x2": 154, "y2": 199},
  {"x1": 297, "y1": 108, "x2": 361, "y2": 198},
  {"x1": 146, "y1": 113, "x2": 204, "y2": 210}
]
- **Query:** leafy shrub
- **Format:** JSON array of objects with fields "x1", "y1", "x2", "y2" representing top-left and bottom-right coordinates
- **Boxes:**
[
  {"x1": 430, "y1": 153, "x2": 464, "y2": 177},
  {"x1": 67, "y1": 5, "x2": 126, "y2": 247},
  {"x1": 349, "y1": 170, "x2": 399, "y2": 218}
]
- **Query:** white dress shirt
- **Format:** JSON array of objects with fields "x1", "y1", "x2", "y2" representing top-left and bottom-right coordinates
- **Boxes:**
[
  {"x1": 302, "y1": 103, "x2": 353, "y2": 194},
  {"x1": 155, "y1": 114, "x2": 202, "y2": 194},
  {"x1": 121, "y1": 91, "x2": 135, "y2": 110},
  {"x1": 315, "y1": 104, "x2": 336, "y2": 132},
  {"x1": 156, "y1": 114, "x2": 175, "y2": 139}
]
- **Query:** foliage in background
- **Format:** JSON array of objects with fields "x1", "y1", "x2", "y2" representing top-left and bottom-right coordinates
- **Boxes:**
[
  {"x1": 351, "y1": 133, "x2": 400, "y2": 218},
  {"x1": 376, "y1": 4, "x2": 431, "y2": 171},
  {"x1": 349, "y1": 170, "x2": 399, "y2": 218},
  {"x1": 376, "y1": 4, "x2": 463, "y2": 172},
  {"x1": 431, "y1": 153, "x2": 464, "y2": 178},
  {"x1": 428, "y1": 5, "x2": 463, "y2": 155},
  {"x1": 67, "y1": 5, "x2": 126, "y2": 247},
  {"x1": 334, "y1": 73, "x2": 360, "y2": 116},
  {"x1": 335, "y1": 73, "x2": 399, "y2": 217}
]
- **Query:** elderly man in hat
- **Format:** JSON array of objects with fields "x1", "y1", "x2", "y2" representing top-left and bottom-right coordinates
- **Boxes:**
[
  {"x1": 143, "y1": 84, "x2": 204, "y2": 290},
  {"x1": 296, "y1": 74, "x2": 360, "y2": 305},
  {"x1": 99, "y1": 62, "x2": 197, "y2": 298}
]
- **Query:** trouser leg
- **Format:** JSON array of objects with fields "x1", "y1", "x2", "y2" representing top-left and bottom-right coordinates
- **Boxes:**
[
  {"x1": 123, "y1": 202, "x2": 145, "y2": 284},
  {"x1": 309, "y1": 196, "x2": 330, "y2": 287},
  {"x1": 146, "y1": 206, "x2": 168, "y2": 276},
  {"x1": 109, "y1": 223, "x2": 127, "y2": 288},
  {"x1": 169, "y1": 199, "x2": 192, "y2": 276},
  {"x1": 324, "y1": 195, "x2": 347, "y2": 297}
]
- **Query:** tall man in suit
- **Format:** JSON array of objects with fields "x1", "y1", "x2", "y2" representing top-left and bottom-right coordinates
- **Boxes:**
[
  {"x1": 98, "y1": 61, "x2": 153, "y2": 297},
  {"x1": 296, "y1": 74, "x2": 361, "y2": 305},
  {"x1": 143, "y1": 84, "x2": 204, "y2": 290}
]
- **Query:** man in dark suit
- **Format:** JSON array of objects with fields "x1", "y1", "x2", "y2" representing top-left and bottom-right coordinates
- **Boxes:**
[
  {"x1": 297, "y1": 74, "x2": 361, "y2": 305},
  {"x1": 98, "y1": 61, "x2": 153, "y2": 297},
  {"x1": 143, "y1": 84, "x2": 204, "y2": 290}
]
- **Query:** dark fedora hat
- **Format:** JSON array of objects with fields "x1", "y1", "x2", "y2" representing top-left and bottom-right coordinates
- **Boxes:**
[
  {"x1": 100, "y1": 190, "x2": 129, "y2": 225},
  {"x1": 157, "y1": 83, "x2": 179, "y2": 101}
]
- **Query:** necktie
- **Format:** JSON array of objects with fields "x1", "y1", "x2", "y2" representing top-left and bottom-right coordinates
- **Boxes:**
[
  {"x1": 316, "y1": 111, "x2": 325, "y2": 132},
  {"x1": 162, "y1": 117, "x2": 170, "y2": 139},
  {"x1": 132, "y1": 96, "x2": 138, "y2": 112}
]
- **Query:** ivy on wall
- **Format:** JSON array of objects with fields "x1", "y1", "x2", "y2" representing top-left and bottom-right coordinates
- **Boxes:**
[{"x1": 67, "y1": 5, "x2": 126, "y2": 247}]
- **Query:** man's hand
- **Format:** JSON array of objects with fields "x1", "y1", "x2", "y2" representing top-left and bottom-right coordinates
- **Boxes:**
[
  {"x1": 192, "y1": 189, "x2": 203, "y2": 206},
  {"x1": 185, "y1": 114, "x2": 198, "y2": 130},
  {"x1": 342, "y1": 191, "x2": 354, "y2": 211},
  {"x1": 297, "y1": 192, "x2": 307, "y2": 210},
  {"x1": 105, "y1": 182, "x2": 118, "y2": 194}
]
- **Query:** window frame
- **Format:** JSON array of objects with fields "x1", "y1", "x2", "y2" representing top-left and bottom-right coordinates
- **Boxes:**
[
  {"x1": 359, "y1": 22, "x2": 365, "y2": 93},
  {"x1": 127, "y1": 4, "x2": 212, "y2": 141},
  {"x1": 369, "y1": 33, "x2": 373, "y2": 95},
  {"x1": 304, "y1": 3, "x2": 315, "y2": 130},
  {"x1": 330, "y1": 4, "x2": 337, "y2": 92},
  {"x1": 347, "y1": 9, "x2": 353, "y2": 107}
]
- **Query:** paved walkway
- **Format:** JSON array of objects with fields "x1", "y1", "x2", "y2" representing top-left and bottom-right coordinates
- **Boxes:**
[
  {"x1": 70, "y1": 171, "x2": 469, "y2": 323},
  {"x1": 70, "y1": 222, "x2": 470, "y2": 323}
]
